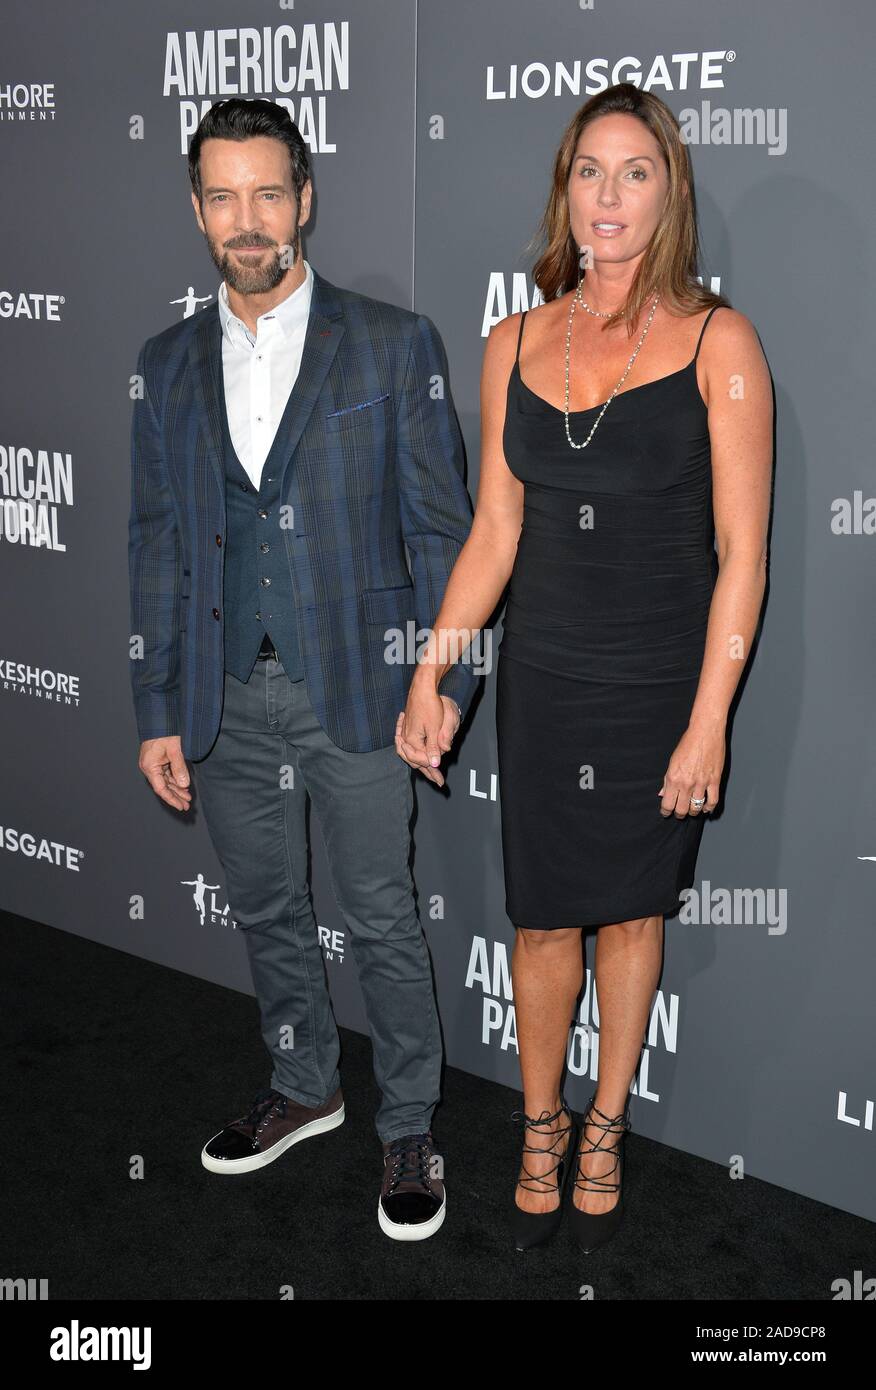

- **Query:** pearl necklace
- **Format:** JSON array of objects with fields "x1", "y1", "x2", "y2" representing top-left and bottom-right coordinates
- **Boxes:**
[
  {"x1": 564, "y1": 287, "x2": 660, "y2": 449},
  {"x1": 576, "y1": 297, "x2": 616, "y2": 318}
]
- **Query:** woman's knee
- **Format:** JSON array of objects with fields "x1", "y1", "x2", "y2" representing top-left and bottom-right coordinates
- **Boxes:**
[
  {"x1": 515, "y1": 925, "x2": 582, "y2": 950},
  {"x1": 602, "y1": 913, "x2": 663, "y2": 938}
]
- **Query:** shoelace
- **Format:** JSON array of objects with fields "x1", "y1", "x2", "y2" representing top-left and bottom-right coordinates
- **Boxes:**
[
  {"x1": 236, "y1": 1088, "x2": 289, "y2": 1137},
  {"x1": 511, "y1": 1102, "x2": 573, "y2": 1194},
  {"x1": 385, "y1": 1133, "x2": 435, "y2": 1195},
  {"x1": 573, "y1": 1095, "x2": 631, "y2": 1195}
]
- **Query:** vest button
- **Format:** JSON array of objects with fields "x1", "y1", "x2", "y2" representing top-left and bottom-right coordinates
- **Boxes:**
[
  {"x1": 215, "y1": 534, "x2": 222, "y2": 546},
  {"x1": 258, "y1": 509, "x2": 268, "y2": 519},
  {"x1": 260, "y1": 576, "x2": 272, "y2": 587},
  {"x1": 260, "y1": 542, "x2": 269, "y2": 553},
  {"x1": 212, "y1": 607, "x2": 221, "y2": 620},
  {"x1": 239, "y1": 482, "x2": 248, "y2": 491}
]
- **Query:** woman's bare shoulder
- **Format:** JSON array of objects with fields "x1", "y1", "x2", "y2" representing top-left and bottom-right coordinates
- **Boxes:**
[
  {"x1": 700, "y1": 304, "x2": 761, "y2": 354},
  {"x1": 697, "y1": 305, "x2": 771, "y2": 404},
  {"x1": 483, "y1": 301, "x2": 554, "y2": 371}
]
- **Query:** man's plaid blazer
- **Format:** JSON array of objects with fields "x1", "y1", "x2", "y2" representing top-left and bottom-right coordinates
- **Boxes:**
[{"x1": 128, "y1": 265, "x2": 478, "y2": 761}]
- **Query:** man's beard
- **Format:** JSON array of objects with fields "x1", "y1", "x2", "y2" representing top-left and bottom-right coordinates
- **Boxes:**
[{"x1": 205, "y1": 224, "x2": 301, "y2": 295}]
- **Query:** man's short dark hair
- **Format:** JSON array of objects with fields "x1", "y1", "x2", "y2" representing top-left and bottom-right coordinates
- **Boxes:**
[{"x1": 188, "y1": 98, "x2": 311, "y2": 207}]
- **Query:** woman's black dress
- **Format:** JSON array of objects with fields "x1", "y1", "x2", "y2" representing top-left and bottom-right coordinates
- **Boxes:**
[{"x1": 496, "y1": 305, "x2": 722, "y2": 929}]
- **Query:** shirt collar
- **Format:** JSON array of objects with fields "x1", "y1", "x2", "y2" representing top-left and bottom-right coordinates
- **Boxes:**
[{"x1": 218, "y1": 257, "x2": 313, "y2": 350}]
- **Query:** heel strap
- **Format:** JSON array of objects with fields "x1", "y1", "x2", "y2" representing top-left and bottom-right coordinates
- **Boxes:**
[
  {"x1": 511, "y1": 1101, "x2": 574, "y2": 1194},
  {"x1": 583, "y1": 1096, "x2": 632, "y2": 1134},
  {"x1": 573, "y1": 1095, "x2": 631, "y2": 1196}
]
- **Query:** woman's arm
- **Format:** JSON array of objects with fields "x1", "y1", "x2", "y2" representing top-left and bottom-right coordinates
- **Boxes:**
[
  {"x1": 692, "y1": 308, "x2": 773, "y2": 729},
  {"x1": 398, "y1": 312, "x2": 526, "y2": 780},
  {"x1": 659, "y1": 307, "x2": 774, "y2": 817}
]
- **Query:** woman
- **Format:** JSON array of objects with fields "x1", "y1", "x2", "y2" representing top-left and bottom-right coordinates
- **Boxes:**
[{"x1": 396, "y1": 82, "x2": 773, "y2": 1254}]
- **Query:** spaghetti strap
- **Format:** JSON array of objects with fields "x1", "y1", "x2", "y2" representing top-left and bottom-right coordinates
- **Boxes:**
[
  {"x1": 693, "y1": 304, "x2": 723, "y2": 361},
  {"x1": 515, "y1": 310, "x2": 528, "y2": 365}
]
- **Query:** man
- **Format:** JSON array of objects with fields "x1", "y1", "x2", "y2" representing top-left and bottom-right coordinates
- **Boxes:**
[{"x1": 128, "y1": 97, "x2": 477, "y2": 1241}]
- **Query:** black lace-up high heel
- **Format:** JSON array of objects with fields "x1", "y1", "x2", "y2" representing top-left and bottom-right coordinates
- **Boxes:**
[
  {"x1": 510, "y1": 1100, "x2": 578, "y2": 1251},
  {"x1": 568, "y1": 1095, "x2": 632, "y2": 1253}
]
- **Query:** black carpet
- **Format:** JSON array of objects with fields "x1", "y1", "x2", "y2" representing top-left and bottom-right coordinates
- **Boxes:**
[{"x1": 3, "y1": 908, "x2": 872, "y2": 1302}]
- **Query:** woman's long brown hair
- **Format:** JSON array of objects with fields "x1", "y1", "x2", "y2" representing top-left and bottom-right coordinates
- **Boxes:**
[{"x1": 527, "y1": 83, "x2": 730, "y2": 335}]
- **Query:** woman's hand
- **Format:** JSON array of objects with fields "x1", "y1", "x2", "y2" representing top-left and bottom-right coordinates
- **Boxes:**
[
  {"x1": 658, "y1": 721, "x2": 725, "y2": 818},
  {"x1": 395, "y1": 682, "x2": 461, "y2": 787}
]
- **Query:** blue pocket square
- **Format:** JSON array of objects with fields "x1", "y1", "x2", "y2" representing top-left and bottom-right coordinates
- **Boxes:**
[{"x1": 326, "y1": 392, "x2": 391, "y2": 418}]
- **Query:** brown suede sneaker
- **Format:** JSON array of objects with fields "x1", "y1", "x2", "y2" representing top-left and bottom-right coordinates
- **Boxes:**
[
  {"x1": 201, "y1": 1086, "x2": 344, "y2": 1174},
  {"x1": 378, "y1": 1132, "x2": 446, "y2": 1241}
]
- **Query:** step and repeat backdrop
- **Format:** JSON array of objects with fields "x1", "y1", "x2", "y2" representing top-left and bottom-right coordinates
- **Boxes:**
[{"x1": 2, "y1": 1, "x2": 874, "y2": 1222}]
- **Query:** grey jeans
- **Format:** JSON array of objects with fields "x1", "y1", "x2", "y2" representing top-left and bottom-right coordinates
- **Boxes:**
[{"x1": 190, "y1": 654, "x2": 442, "y2": 1143}]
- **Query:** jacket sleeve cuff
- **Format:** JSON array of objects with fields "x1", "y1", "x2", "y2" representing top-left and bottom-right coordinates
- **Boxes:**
[{"x1": 133, "y1": 690, "x2": 181, "y2": 744}]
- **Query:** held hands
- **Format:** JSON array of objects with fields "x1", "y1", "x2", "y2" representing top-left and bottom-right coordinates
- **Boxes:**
[
  {"x1": 658, "y1": 722, "x2": 724, "y2": 818},
  {"x1": 395, "y1": 685, "x2": 461, "y2": 788},
  {"x1": 138, "y1": 736, "x2": 192, "y2": 812}
]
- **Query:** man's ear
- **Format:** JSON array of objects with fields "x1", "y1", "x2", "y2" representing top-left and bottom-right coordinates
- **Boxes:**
[
  {"x1": 191, "y1": 189, "x2": 205, "y2": 233},
  {"x1": 298, "y1": 178, "x2": 313, "y2": 230}
]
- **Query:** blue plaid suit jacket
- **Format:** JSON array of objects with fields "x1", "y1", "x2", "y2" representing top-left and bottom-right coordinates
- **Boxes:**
[{"x1": 128, "y1": 266, "x2": 478, "y2": 761}]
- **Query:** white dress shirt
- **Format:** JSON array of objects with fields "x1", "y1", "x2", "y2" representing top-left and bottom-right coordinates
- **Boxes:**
[{"x1": 217, "y1": 258, "x2": 314, "y2": 490}]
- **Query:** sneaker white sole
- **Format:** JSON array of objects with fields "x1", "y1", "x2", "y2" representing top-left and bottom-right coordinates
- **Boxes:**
[
  {"x1": 377, "y1": 1192, "x2": 447, "y2": 1242},
  {"x1": 201, "y1": 1103, "x2": 345, "y2": 1174}
]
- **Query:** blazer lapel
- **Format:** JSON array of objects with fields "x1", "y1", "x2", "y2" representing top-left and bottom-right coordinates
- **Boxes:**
[{"x1": 188, "y1": 265, "x2": 346, "y2": 499}]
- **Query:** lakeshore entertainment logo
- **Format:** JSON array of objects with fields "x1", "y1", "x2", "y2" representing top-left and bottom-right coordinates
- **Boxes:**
[
  {"x1": 0, "y1": 823, "x2": 84, "y2": 871},
  {"x1": 485, "y1": 50, "x2": 787, "y2": 155},
  {"x1": 319, "y1": 924, "x2": 346, "y2": 964},
  {"x1": 0, "y1": 655, "x2": 80, "y2": 708},
  {"x1": 465, "y1": 935, "x2": 676, "y2": 1097},
  {"x1": 181, "y1": 872, "x2": 237, "y2": 929},
  {"x1": 163, "y1": 22, "x2": 350, "y2": 154},
  {"x1": 171, "y1": 286, "x2": 214, "y2": 319},
  {"x1": 0, "y1": 443, "x2": 73, "y2": 549},
  {"x1": 0, "y1": 82, "x2": 56, "y2": 122}
]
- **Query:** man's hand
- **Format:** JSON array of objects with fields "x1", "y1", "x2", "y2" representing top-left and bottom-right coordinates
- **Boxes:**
[
  {"x1": 138, "y1": 735, "x2": 192, "y2": 811},
  {"x1": 395, "y1": 685, "x2": 461, "y2": 788}
]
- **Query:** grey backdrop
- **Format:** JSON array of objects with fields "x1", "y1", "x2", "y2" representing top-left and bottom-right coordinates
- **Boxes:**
[{"x1": 2, "y1": 0, "x2": 874, "y2": 1225}]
